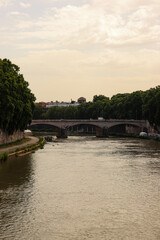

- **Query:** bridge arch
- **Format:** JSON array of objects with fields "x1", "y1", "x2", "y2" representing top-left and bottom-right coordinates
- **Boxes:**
[
  {"x1": 107, "y1": 121, "x2": 144, "y2": 129},
  {"x1": 66, "y1": 123, "x2": 107, "y2": 137},
  {"x1": 29, "y1": 121, "x2": 62, "y2": 129},
  {"x1": 108, "y1": 123, "x2": 143, "y2": 134},
  {"x1": 29, "y1": 123, "x2": 60, "y2": 133},
  {"x1": 29, "y1": 122, "x2": 67, "y2": 138},
  {"x1": 29, "y1": 123, "x2": 59, "y2": 129}
]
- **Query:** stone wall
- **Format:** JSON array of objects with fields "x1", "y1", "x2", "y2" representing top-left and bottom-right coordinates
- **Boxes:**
[
  {"x1": 126, "y1": 125, "x2": 141, "y2": 134},
  {"x1": 0, "y1": 130, "x2": 24, "y2": 145},
  {"x1": 157, "y1": 125, "x2": 160, "y2": 133}
]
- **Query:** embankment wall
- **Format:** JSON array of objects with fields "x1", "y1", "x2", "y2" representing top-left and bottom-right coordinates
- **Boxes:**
[{"x1": 0, "y1": 130, "x2": 24, "y2": 145}]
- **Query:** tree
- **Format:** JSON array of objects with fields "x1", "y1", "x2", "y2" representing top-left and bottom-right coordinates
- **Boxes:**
[
  {"x1": 142, "y1": 86, "x2": 160, "y2": 125},
  {"x1": 34, "y1": 85, "x2": 160, "y2": 128},
  {"x1": 93, "y1": 95, "x2": 109, "y2": 102},
  {"x1": 33, "y1": 104, "x2": 45, "y2": 119},
  {"x1": 0, "y1": 58, "x2": 36, "y2": 134}
]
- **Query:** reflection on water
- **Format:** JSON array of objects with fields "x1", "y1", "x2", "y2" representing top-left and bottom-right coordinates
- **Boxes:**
[
  {"x1": 0, "y1": 137, "x2": 160, "y2": 240},
  {"x1": 0, "y1": 156, "x2": 34, "y2": 240}
]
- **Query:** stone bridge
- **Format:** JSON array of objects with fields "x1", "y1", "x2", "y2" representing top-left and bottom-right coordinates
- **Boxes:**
[{"x1": 30, "y1": 119, "x2": 151, "y2": 138}]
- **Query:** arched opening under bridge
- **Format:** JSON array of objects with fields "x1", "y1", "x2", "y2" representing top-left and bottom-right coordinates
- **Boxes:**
[
  {"x1": 108, "y1": 123, "x2": 143, "y2": 135},
  {"x1": 68, "y1": 124, "x2": 96, "y2": 135},
  {"x1": 28, "y1": 123, "x2": 57, "y2": 134},
  {"x1": 67, "y1": 123, "x2": 108, "y2": 138},
  {"x1": 28, "y1": 123, "x2": 67, "y2": 138}
]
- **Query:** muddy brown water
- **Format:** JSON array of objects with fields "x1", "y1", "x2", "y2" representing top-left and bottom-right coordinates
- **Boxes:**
[{"x1": 0, "y1": 137, "x2": 160, "y2": 240}]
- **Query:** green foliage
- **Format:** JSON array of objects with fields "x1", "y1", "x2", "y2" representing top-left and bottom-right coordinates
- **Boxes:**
[
  {"x1": 33, "y1": 104, "x2": 45, "y2": 119},
  {"x1": 42, "y1": 105, "x2": 78, "y2": 119},
  {"x1": 0, "y1": 59, "x2": 36, "y2": 134},
  {"x1": 110, "y1": 91, "x2": 143, "y2": 119},
  {"x1": 33, "y1": 86, "x2": 160, "y2": 128},
  {"x1": 38, "y1": 137, "x2": 45, "y2": 149},
  {"x1": 39, "y1": 142, "x2": 44, "y2": 149},
  {"x1": 15, "y1": 152, "x2": 19, "y2": 157},
  {"x1": 0, "y1": 152, "x2": 8, "y2": 161},
  {"x1": 142, "y1": 86, "x2": 160, "y2": 125},
  {"x1": 93, "y1": 95, "x2": 109, "y2": 102}
]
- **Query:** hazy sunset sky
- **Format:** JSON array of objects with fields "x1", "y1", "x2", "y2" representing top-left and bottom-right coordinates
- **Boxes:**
[{"x1": 0, "y1": 0, "x2": 160, "y2": 101}]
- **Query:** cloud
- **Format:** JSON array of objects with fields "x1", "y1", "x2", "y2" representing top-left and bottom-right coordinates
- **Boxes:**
[
  {"x1": 1, "y1": 0, "x2": 160, "y2": 100},
  {"x1": 11, "y1": 0, "x2": 159, "y2": 51},
  {"x1": 19, "y1": 2, "x2": 31, "y2": 8},
  {"x1": 10, "y1": 11, "x2": 21, "y2": 15},
  {"x1": 2, "y1": 0, "x2": 160, "y2": 59},
  {"x1": 0, "y1": 0, "x2": 11, "y2": 8},
  {"x1": 2, "y1": 0, "x2": 160, "y2": 48},
  {"x1": 92, "y1": 0, "x2": 160, "y2": 14},
  {"x1": 16, "y1": 21, "x2": 33, "y2": 29}
]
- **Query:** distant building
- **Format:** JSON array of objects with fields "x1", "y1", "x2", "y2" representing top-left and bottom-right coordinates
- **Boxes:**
[
  {"x1": 35, "y1": 102, "x2": 50, "y2": 108},
  {"x1": 36, "y1": 97, "x2": 86, "y2": 109},
  {"x1": 78, "y1": 97, "x2": 86, "y2": 103},
  {"x1": 46, "y1": 102, "x2": 80, "y2": 108}
]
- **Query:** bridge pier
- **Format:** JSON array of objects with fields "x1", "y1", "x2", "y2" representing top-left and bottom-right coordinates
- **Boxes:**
[
  {"x1": 56, "y1": 128, "x2": 68, "y2": 138},
  {"x1": 96, "y1": 127, "x2": 109, "y2": 138}
]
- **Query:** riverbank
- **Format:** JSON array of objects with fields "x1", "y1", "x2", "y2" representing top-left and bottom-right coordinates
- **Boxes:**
[
  {"x1": 29, "y1": 131, "x2": 160, "y2": 141},
  {"x1": 0, "y1": 136, "x2": 45, "y2": 160}
]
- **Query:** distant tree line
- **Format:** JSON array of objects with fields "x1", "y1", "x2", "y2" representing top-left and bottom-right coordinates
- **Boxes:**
[
  {"x1": 0, "y1": 59, "x2": 35, "y2": 134},
  {"x1": 33, "y1": 86, "x2": 160, "y2": 127}
]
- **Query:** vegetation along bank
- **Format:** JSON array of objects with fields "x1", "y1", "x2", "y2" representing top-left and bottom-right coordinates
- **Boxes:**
[
  {"x1": 33, "y1": 87, "x2": 160, "y2": 132},
  {"x1": 0, "y1": 58, "x2": 35, "y2": 144}
]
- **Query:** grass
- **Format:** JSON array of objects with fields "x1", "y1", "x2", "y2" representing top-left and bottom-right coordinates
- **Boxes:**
[
  {"x1": 0, "y1": 136, "x2": 46, "y2": 160},
  {"x1": 0, "y1": 138, "x2": 30, "y2": 149},
  {"x1": 0, "y1": 152, "x2": 8, "y2": 161},
  {"x1": 18, "y1": 137, "x2": 46, "y2": 155}
]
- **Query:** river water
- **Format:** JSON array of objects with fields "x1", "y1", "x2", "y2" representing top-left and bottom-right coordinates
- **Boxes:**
[{"x1": 0, "y1": 137, "x2": 160, "y2": 240}]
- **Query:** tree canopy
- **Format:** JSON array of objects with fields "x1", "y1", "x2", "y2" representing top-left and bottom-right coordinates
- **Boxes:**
[
  {"x1": 93, "y1": 95, "x2": 109, "y2": 102},
  {"x1": 33, "y1": 87, "x2": 160, "y2": 128},
  {"x1": 0, "y1": 58, "x2": 36, "y2": 134}
]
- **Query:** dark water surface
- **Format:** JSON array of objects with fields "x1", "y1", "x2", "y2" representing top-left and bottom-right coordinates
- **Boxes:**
[{"x1": 0, "y1": 137, "x2": 160, "y2": 240}]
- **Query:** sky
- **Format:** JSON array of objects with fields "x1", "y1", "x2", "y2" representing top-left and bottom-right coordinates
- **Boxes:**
[{"x1": 0, "y1": 0, "x2": 160, "y2": 102}]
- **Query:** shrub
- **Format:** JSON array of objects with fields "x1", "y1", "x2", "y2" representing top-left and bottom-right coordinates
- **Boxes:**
[{"x1": 0, "y1": 152, "x2": 8, "y2": 161}]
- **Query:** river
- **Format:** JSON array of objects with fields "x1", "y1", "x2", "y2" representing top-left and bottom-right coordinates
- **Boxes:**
[{"x1": 0, "y1": 137, "x2": 160, "y2": 240}]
